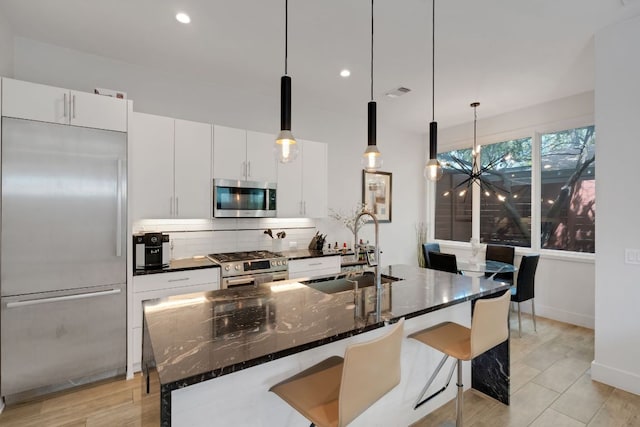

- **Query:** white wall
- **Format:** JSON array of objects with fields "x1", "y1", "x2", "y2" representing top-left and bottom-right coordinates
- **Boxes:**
[
  {"x1": 13, "y1": 37, "x2": 425, "y2": 266},
  {"x1": 0, "y1": 7, "x2": 14, "y2": 77},
  {"x1": 592, "y1": 14, "x2": 640, "y2": 395}
]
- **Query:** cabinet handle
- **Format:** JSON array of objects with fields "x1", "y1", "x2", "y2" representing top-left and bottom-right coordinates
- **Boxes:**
[
  {"x1": 72, "y1": 94, "x2": 76, "y2": 118},
  {"x1": 176, "y1": 197, "x2": 179, "y2": 216},
  {"x1": 168, "y1": 277, "x2": 190, "y2": 283},
  {"x1": 241, "y1": 162, "x2": 246, "y2": 178},
  {"x1": 247, "y1": 161, "x2": 251, "y2": 178},
  {"x1": 63, "y1": 93, "x2": 68, "y2": 118},
  {"x1": 308, "y1": 262, "x2": 322, "y2": 266},
  {"x1": 170, "y1": 197, "x2": 174, "y2": 216},
  {"x1": 304, "y1": 201, "x2": 307, "y2": 215},
  {"x1": 116, "y1": 159, "x2": 123, "y2": 257},
  {"x1": 299, "y1": 201, "x2": 303, "y2": 215},
  {"x1": 6, "y1": 288, "x2": 121, "y2": 308}
]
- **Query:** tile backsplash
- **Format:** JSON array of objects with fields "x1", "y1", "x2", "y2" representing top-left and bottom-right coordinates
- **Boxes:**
[{"x1": 133, "y1": 218, "x2": 318, "y2": 259}]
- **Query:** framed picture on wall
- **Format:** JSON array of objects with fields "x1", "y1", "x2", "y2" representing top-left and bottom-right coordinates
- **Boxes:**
[{"x1": 361, "y1": 170, "x2": 392, "y2": 223}]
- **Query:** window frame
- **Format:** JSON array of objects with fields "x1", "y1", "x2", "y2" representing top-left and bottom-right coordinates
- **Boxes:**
[{"x1": 428, "y1": 114, "x2": 596, "y2": 261}]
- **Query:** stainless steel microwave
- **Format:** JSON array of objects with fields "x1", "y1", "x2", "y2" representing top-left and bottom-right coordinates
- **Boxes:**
[{"x1": 213, "y1": 179, "x2": 277, "y2": 218}]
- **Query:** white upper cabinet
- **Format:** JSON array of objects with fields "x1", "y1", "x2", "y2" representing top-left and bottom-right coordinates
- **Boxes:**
[
  {"x1": 246, "y1": 131, "x2": 278, "y2": 182},
  {"x1": 277, "y1": 139, "x2": 328, "y2": 218},
  {"x1": 174, "y1": 119, "x2": 213, "y2": 218},
  {"x1": 301, "y1": 140, "x2": 328, "y2": 218},
  {"x1": 213, "y1": 125, "x2": 277, "y2": 182},
  {"x1": 130, "y1": 113, "x2": 174, "y2": 220},
  {"x1": 2, "y1": 78, "x2": 127, "y2": 132},
  {"x1": 130, "y1": 112, "x2": 212, "y2": 220}
]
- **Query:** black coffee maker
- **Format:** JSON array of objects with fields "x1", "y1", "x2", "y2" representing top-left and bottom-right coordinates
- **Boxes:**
[{"x1": 133, "y1": 232, "x2": 170, "y2": 269}]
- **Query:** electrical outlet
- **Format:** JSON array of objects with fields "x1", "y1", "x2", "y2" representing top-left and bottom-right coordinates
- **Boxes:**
[{"x1": 625, "y1": 248, "x2": 640, "y2": 264}]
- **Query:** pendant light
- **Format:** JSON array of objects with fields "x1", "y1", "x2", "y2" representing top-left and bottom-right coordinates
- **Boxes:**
[
  {"x1": 362, "y1": 0, "x2": 383, "y2": 172},
  {"x1": 424, "y1": 0, "x2": 443, "y2": 181},
  {"x1": 274, "y1": 0, "x2": 299, "y2": 163}
]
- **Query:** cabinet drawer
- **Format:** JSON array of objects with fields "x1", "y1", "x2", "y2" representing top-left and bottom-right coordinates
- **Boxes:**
[
  {"x1": 288, "y1": 256, "x2": 340, "y2": 279},
  {"x1": 133, "y1": 281, "x2": 218, "y2": 329},
  {"x1": 133, "y1": 268, "x2": 220, "y2": 294}
]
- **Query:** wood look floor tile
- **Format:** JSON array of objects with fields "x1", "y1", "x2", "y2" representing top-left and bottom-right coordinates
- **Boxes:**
[
  {"x1": 551, "y1": 374, "x2": 614, "y2": 423},
  {"x1": 529, "y1": 408, "x2": 586, "y2": 427}
]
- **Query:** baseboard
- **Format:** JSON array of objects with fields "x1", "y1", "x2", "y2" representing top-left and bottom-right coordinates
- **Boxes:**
[
  {"x1": 591, "y1": 361, "x2": 640, "y2": 395},
  {"x1": 520, "y1": 303, "x2": 594, "y2": 329}
]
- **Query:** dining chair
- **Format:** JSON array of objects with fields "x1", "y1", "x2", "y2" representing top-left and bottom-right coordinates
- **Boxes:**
[
  {"x1": 421, "y1": 242, "x2": 441, "y2": 269},
  {"x1": 428, "y1": 251, "x2": 458, "y2": 274},
  {"x1": 269, "y1": 318, "x2": 404, "y2": 427},
  {"x1": 409, "y1": 290, "x2": 511, "y2": 426},
  {"x1": 511, "y1": 255, "x2": 540, "y2": 337},
  {"x1": 485, "y1": 244, "x2": 515, "y2": 284}
]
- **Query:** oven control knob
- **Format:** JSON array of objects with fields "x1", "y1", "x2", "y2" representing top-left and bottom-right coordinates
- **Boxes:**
[
  {"x1": 235, "y1": 265, "x2": 240, "y2": 271},
  {"x1": 282, "y1": 259, "x2": 287, "y2": 265},
  {"x1": 225, "y1": 265, "x2": 230, "y2": 271},
  {"x1": 276, "y1": 261, "x2": 281, "y2": 266}
]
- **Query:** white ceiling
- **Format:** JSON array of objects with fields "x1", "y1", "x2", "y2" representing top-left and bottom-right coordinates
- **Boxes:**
[{"x1": 1, "y1": 0, "x2": 639, "y2": 134}]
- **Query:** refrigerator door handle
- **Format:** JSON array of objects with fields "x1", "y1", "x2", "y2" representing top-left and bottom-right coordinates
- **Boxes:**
[
  {"x1": 116, "y1": 159, "x2": 123, "y2": 257},
  {"x1": 5, "y1": 288, "x2": 122, "y2": 308}
]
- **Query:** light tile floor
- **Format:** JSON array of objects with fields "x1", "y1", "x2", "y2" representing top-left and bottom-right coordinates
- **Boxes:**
[{"x1": 413, "y1": 313, "x2": 640, "y2": 427}]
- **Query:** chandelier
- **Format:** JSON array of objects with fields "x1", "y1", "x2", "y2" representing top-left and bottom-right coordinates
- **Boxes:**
[{"x1": 442, "y1": 102, "x2": 510, "y2": 199}]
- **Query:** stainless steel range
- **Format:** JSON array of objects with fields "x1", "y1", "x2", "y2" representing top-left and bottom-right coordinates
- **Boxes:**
[{"x1": 207, "y1": 250, "x2": 288, "y2": 289}]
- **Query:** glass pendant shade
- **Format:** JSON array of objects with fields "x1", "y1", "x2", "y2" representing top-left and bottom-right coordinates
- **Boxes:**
[
  {"x1": 275, "y1": 129, "x2": 299, "y2": 163},
  {"x1": 362, "y1": 144, "x2": 383, "y2": 171}
]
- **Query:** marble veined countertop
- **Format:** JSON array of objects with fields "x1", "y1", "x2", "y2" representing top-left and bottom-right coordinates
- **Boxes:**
[{"x1": 143, "y1": 264, "x2": 509, "y2": 389}]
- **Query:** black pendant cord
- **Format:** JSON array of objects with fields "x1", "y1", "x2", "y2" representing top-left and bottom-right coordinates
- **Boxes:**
[
  {"x1": 285, "y1": 0, "x2": 288, "y2": 76},
  {"x1": 370, "y1": 0, "x2": 374, "y2": 102},
  {"x1": 431, "y1": 0, "x2": 435, "y2": 122}
]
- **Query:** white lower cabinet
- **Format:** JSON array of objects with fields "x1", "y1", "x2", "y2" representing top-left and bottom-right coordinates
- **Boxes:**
[
  {"x1": 288, "y1": 256, "x2": 341, "y2": 280},
  {"x1": 131, "y1": 268, "x2": 220, "y2": 372}
]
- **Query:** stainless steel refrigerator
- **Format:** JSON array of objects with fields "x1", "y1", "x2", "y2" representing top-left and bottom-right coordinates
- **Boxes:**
[{"x1": 1, "y1": 117, "x2": 127, "y2": 402}]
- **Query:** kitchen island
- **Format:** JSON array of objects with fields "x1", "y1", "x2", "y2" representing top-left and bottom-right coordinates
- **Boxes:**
[{"x1": 142, "y1": 264, "x2": 510, "y2": 426}]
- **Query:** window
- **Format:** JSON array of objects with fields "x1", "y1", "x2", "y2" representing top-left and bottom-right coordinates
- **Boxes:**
[
  {"x1": 540, "y1": 126, "x2": 595, "y2": 253},
  {"x1": 434, "y1": 149, "x2": 472, "y2": 242},
  {"x1": 432, "y1": 125, "x2": 595, "y2": 254},
  {"x1": 479, "y1": 138, "x2": 532, "y2": 247}
]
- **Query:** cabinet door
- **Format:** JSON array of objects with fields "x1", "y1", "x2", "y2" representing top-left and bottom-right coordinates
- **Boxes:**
[
  {"x1": 1, "y1": 78, "x2": 69, "y2": 125},
  {"x1": 276, "y1": 149, "x2": 303, "y2": 217},
  {"x1": 213, "y1": 125, "x2": 246, "y2": 180},
  {"x1": 174, "y1": 119, "x2": 212, "y2": 218},
  {"x1": 301, "y1": 140, "x2": 328, "y2": 217},
  {"x1": 70, "y1": 90, "x2": 127, "y2": 132},
  {"x1": 246, "y1": 131, "x2": 277, "y2": 182},
  {"x1": 130, "y1": 112, "x2": 174, "y2": 219}
]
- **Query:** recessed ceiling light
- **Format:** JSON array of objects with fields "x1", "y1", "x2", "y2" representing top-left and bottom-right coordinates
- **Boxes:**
[
  {"x1": 340, "y1": 69, "x2": 351, "y2": 78},
  {"x1": 176, "y1": 12, "x2": 191, "y2": 24}
]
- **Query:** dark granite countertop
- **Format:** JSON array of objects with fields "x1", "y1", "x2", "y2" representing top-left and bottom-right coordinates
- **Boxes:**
[
  {"x1": 143, "y1": 264, "x2": 510, "y2": 391},
  {"x1": 133, "y1": 256, "x2": 218, "y2": 276}
]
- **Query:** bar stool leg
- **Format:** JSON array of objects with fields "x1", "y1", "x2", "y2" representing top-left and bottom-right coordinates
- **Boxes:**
[
  {"x1": 517, "y1": 302, "x2": 522, "y2": 338},
  {"x1": 531, "y1": 300, "x2": 537, "y2": 332},
  {"x1": 455, "y1": 359, "x2": 463, "y2": 427}
]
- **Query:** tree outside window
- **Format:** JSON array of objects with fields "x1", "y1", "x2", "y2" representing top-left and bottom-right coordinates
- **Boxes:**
[
  {"x1": 434, "y1": 149, "x2": 472, "y2": 242},
  {"x1": 541, "y1": 126, "x2": 595, "y2": 253}
]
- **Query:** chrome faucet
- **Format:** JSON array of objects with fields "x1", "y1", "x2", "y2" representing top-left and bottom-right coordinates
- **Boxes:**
[{"x1": 354, "y1": 210, "x2": 383, "y2": 319}]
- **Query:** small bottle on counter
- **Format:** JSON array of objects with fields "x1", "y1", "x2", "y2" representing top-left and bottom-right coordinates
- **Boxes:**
[
  {"x1": 334, "y1": 242, "x2": 338, "y2": 251},
  {"x1": 342, "y1": 242, "x2": 347, "y2": 254}
]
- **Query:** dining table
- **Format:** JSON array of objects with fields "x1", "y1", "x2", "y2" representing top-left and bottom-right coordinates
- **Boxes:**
[{"x1": 457, "y1": 259, "x2": 518, "y2": 278}]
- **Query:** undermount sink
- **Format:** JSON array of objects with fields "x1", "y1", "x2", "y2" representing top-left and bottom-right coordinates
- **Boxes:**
[{"x1": 303, "y1": 272, "x2": 399, "y2": 295}]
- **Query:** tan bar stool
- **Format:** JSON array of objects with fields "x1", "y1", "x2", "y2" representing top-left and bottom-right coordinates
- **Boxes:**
[
  {"x1": 409, "y1": 290, "x2": 510, "y2": 426},
  {"x1": 269, "y1": 318, "x2": 404, "y2": 427}
]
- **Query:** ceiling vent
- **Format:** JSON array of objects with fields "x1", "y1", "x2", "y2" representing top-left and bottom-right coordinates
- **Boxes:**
[{"x1": 385, "y1": 87, "x2": 411, "y2": 98}]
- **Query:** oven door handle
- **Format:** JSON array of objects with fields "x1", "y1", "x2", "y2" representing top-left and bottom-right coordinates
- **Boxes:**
[{"x1": 226, "y1": 277, "x2": 257, "y2": 287}]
